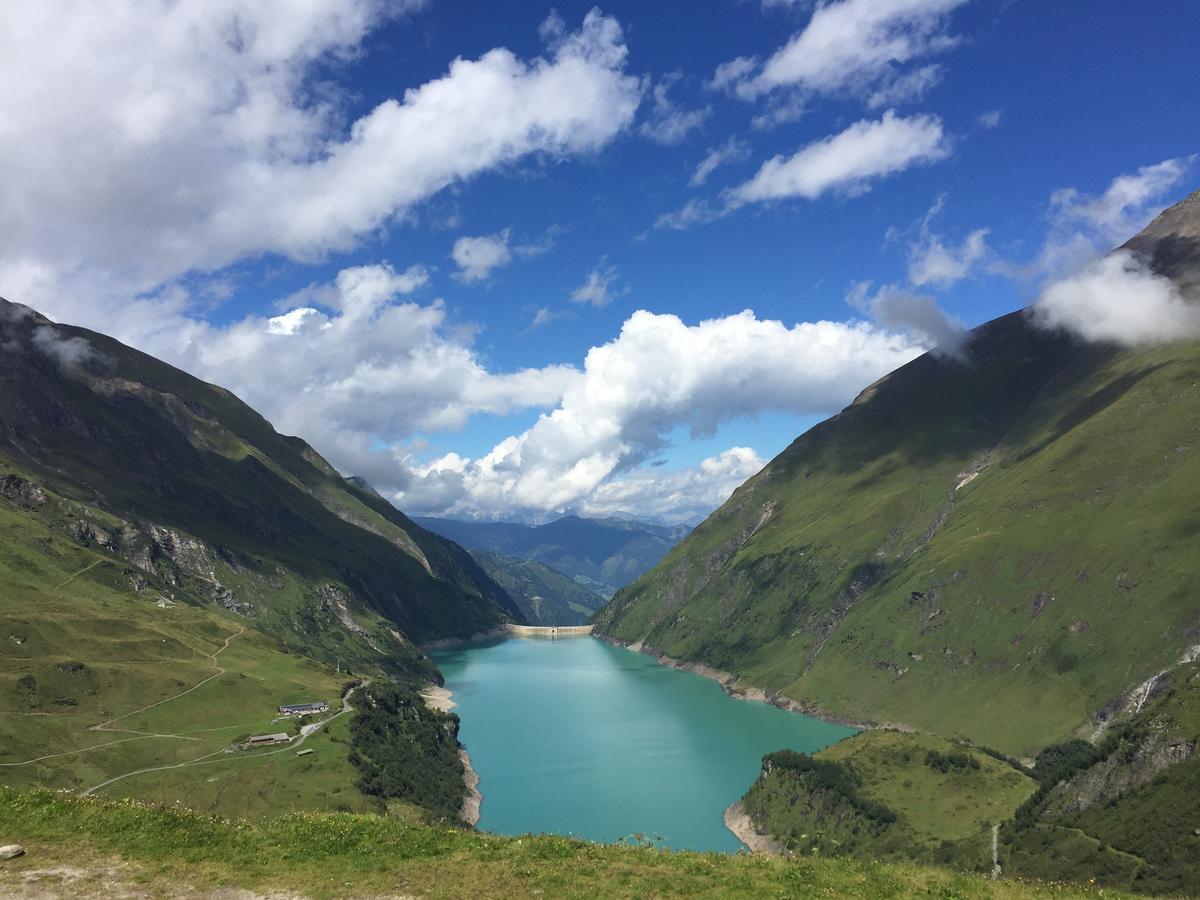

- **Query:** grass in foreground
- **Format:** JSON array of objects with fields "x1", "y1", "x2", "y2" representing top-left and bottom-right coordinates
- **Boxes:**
[{"x1": 0, "y1": 787, "x2": 1128, "y2": 899}]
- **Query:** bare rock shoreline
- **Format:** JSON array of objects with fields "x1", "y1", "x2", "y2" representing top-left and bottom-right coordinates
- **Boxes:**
[
  {"x1": 723, "y1": 802, "x2": 785, "y2": 855},
  {"x1": 420, "y1": 684, "x2": 457, "y2": 712},
  {"x1": 459, "y1": 748, "x2": 482, "y2": 827},
  {"x1": 592, "y1": 634, "x2": 912, "y2": 733}
]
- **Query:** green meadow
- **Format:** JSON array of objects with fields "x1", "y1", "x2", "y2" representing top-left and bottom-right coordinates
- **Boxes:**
[{"x1": 0, "y1": 501, "x2": 373, "y2": 818}]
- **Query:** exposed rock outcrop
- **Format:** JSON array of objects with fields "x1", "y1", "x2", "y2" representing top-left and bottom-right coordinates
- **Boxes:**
[
  {"x1": 724, "y1": 802, "x2": 784, "y2": 855},
  {"x1": 0, "y1": 475, "x2": 45, "y2": 509}
]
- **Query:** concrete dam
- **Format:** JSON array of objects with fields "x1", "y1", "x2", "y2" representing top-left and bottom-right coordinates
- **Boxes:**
[{"x1": 504, "y1": 623, "x2": 594, "y2": 638}]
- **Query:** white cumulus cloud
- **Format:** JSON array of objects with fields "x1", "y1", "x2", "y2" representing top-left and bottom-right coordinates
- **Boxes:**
[
  {"x1": 1039, "y1": 158, "x2": 1194, "y2": 279},
  {"x1": 847, "y1": 282, "x2": 966, "y2": 356},
  {"x1": 639, "y1": 73, "x2": 710, "y2": 145},
  {"x1": 1049, "y1": 159, "x2": 1192, "y2": 247},
  {"x1": 908, "y1": 227, "x2": 990, "y2": 287},
  {"x1": 690, "y1": 138, "x2": 751, "y2": 187},
  {"x1": 866, "y1": 63, "x2": 944, "y2": 109},
  {"x1": 978, "y1": 109, "x2": 1002, "y2": 129},
  {"x1": 571, "y1": 259, "x2": 624, "y2": 307},
  {"x1": 654, "y1": 198, "x2": 726, "y2": 232},
  {"x1": 579, "y1": 447, "x2": 767, "y2": 523},
  {"x1": 718, "y1": 0, "x2": 967, "y2": 108},
  {"x1": 396, "y1": 308, "x2": 927, "y2": 519},
  {"x1": 1030, "y1": 251, "x2": 1200, "y2": 346},
  {"x1": 0, "y1": 4, "x2": 642, "y2": 331},
  {"x1": 729, "y1": 111, "x2": 951, "y2": 205},
  {"x1": 30, "y1": 326, "x2": 104, "y2": 371},
  {"x1": 658, "y1": 111, "x2": 950, "y2": 230},
  {"x1": 161, "y1": 264, "x2": 582, "y2": 490},
  {"x1": 452, "y1": 231, "x2": 514, "y2": 283}
]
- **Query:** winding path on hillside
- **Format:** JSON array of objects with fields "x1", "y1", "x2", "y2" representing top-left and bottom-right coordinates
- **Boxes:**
[
  {"x1": 80, "y1": 680, "x2": 366, "y2": 796},
  {"x1": 52, "y1": 558, "x2": 106, "y2": 595},
  {"x1": 8, "y1": 606, "x2": 364, "y2": 799},
  {"x1": 991, "y1": 823, "x2": 1001, "y2": 879},
  {"x1": 89, "y1": 624, "x2": 245, "y2": 737},
  {"x1": 2, "y1": 624, "x2": 244, "y2": 768}
]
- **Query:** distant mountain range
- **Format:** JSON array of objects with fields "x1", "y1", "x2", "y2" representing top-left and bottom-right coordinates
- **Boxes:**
[
  {"x1": 596, "y1": 188, "x2": 1200, "y2": 759},
  {"x1": 413, "y1": 515, "x2": 691, "y2": 599},
  {"x1": 467, "y1": 550, "x2": 607, "y2": 626}
]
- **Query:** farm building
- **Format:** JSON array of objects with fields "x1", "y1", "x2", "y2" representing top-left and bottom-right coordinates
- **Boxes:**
[
  {"x1": 278, "y1": 701, "x2": 329, "y2": 716},
  {"x1": 247, "y1": 733, "x2": 291, "y2": 746}
]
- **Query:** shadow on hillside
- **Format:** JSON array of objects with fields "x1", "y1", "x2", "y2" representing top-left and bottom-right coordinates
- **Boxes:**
[
  {"x1": 1128, "y1": 233, "x2": 1200, "y2": 287},
  {"x1": 1010, "y1": 362, "x2": 1170, "y2": 464}
]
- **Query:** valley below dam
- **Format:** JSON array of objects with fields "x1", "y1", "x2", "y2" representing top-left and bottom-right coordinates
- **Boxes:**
[{"x1": 432, "y1": 636, "x2": 855, "y2": 851}]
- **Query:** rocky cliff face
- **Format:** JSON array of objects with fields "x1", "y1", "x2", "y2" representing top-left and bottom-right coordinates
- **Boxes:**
[{"x1": 1044, "y1": 662, "x2": 1200, "y2": 818}]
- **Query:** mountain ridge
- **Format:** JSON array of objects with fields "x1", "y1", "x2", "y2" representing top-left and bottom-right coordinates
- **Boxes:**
[
  {"x1": 467, "y1": 549, "x2": 607, "y2": 625},
  {"x1": 595, "y1": 189, "x2": 1200, "y2": 756},
  {"x1": 414, "y1": 513, "x2": 689, "y2": 598},
  {"x1": 0, "y1": 297, "x2": 522, "y2": 673}
]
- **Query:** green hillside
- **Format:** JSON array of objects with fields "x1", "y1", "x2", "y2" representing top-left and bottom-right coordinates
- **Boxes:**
[
  {"x1": 0, "y1": 298, "x2": 521, "y2": 665},
  {"x1": 0, "y1": 491, "x2": 466, "y2": 819},
  {"x1": 415, "y1": 515, "x2": 689, "y2": 598},
  {"x1": 739, "y1": 732, "x2": 1036, "y2": 870},
  {"x1": 0, "y1": 786, "x2": 1125, "y2": 899},
  {"x1": 0, "y1": 297, "x2": 520, "y2": 816},
  {"x1": 469, "y1": 550, "x2": 607, "y2": 625},
  {"x1": 738, "y1": 657, "x2": 1200, "y2": 895},
  {"x1": 595, "y1": 190, "x2": 1200, "y2": 757}
]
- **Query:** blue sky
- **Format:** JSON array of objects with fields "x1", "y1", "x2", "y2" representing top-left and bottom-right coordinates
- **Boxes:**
[{"x1": 2, "y1": 0, "x2": 1198, "y2": 522}]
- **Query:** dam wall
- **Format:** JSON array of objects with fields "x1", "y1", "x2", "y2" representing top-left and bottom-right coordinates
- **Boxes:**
[{"x1": 504, "y1": 623, "x2": 594, "y2": 638}]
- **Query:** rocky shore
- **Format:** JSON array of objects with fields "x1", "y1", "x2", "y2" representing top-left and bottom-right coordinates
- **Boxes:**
[
  {"x1": 723, "y1": 802, "x2": 784, "y2": 855},
  {"x1": 420, "y1": 683, "x2": 482, "y2": 826},
  {"x1": 459, "y1": 749, "x2": 482, "y2": 826},
  {"x1": 592, "y1": 634, "x2": 908, "y2": 732},
  {"x1": 420, "y1": 684, "x2": 457, "y2": 712}
]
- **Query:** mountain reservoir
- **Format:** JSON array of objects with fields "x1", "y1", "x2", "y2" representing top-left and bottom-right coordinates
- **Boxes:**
[{"x1": 433, "y1": 636, "x2": 854, "y2": 851}]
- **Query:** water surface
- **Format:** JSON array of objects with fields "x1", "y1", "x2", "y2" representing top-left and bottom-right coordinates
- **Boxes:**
[{"x1": 433, "y1": 637, "x2": 854, "y2": 851}]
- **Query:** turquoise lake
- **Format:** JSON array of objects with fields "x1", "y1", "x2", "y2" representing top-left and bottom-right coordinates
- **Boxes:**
[{"x1": 432, "y1": 636, "x2": 855, "y2": 852}]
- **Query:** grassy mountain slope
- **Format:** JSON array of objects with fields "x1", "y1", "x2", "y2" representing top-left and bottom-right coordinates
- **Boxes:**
[
  {"x1": 0, "y1": 297, "x2": 518, "y2": 816},
  {"x1": 468, "y1": 550, "x2": 607, "y2": 625},
  {"x1": 740, "y1": 733, "x2": 1035, "y2": 871},
  {"x1": 0, "y1": 787, "x2": 1125, "y2": 900},
  {"x1": 0, "y1": 501, "x2": 369, "y2": 814},
  {"x1": 415, "y1": 514, "x2": 689, "y2": 598},
  {"x1": 0, "y1": 446, "x2": 469, "y2": 820},
  {"x1": 740, "y1": 656, "x2": 1200, "y2": 895},
  {"x1": 595, "y1": 191, "x2": 1200, "y2": 756},
  {"x1": 0, "y1": 297, "x2": 520, "y2": 664}
]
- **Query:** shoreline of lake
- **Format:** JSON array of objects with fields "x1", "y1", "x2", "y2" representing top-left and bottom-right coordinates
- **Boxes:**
[
  {"x1": 459, "y1": 748, "x2": 482, "y2": 826},
  {"x1": 593, "y1": 634, "x2": 911, "y2": 733},
  {"x1": 421, "y1": 682, "x2": 481, "y2": 826},
  {"x1": 432, "y1": 637, "x2": 854, "y2": 852},
  {"x1": 723, "y1": 802, "x2": 785, "y2": 855},
  {"x1": 421, "y1": 684, "x2": 457, "y2": 712}
]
